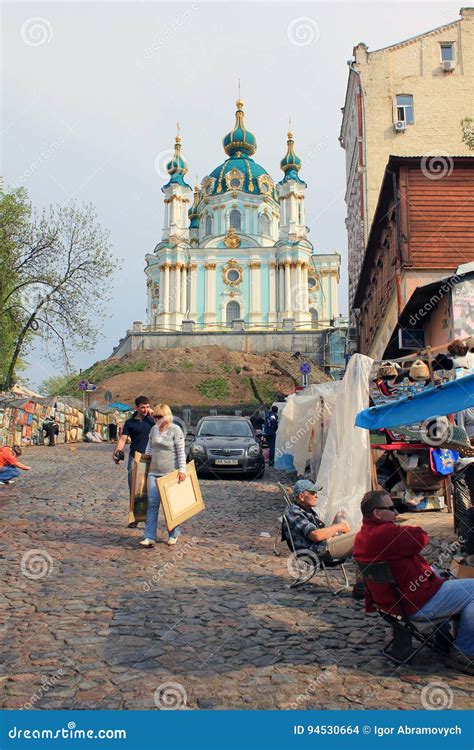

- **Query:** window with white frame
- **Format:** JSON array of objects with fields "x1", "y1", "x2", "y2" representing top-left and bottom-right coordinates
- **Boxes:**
[
  {"x1": 229, "y1": 209, "x2": 241, "y2": 230},
  {"x1": 396, "y1": 95, "x2": 414, "y2": 125},
  {"x1": 440, "y1": 43, "x2": 454, "y2": 62},
  {"x1": 205, "y1": 215, "x2": 213, "y2": 236}
]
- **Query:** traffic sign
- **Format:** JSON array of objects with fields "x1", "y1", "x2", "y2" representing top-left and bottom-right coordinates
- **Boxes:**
[
  {"x1": 78, "y1": 380, "x2": 89, "y2": 391},
  {"x1": 299, "y1": 362, "x2": 311, "y2": 375}
]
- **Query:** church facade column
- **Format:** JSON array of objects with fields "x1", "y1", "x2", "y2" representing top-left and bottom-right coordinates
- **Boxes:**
[
  {"x1": 180, "y1": 265, "x2": 187, "y2": 314},
  {"x1": 248, "y1": 262, "x2": 261, "y2": 325},
  {"x1": 204, "y1": 262, "x2": 216, "y2": 326},
  {"x1": 189, "y1": 264, "x2": 198, "y2": 319},
  {"x1": 284, "y1": 261, "x2": 291, "y2": 316},
  {"x1": 163, "y1": 264, "x2": 170, "y2": 314},
  {"x1": 268, "y1": 262, "x2": 277, "y2": 325},
  {"x1": 278, "y1": 264, "x2": 284, "y2": 323},
  {"x1": 330, "y1": 270, "x2": 339, "y2": 318}
]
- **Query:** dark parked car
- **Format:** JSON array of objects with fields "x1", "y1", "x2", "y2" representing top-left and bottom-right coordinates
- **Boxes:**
[{"x1": 188, "y1": 416, "x2": 265, "y2": 479}]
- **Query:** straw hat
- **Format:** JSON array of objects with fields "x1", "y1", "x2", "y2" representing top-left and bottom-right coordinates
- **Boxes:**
[
  {"x1": 465, "y1": 336, "x2": 474, "y2": 352},
  {"x1": 409, "y1": 359, "x2": 430, "y2": 380},
  {"x1": 377, "y1": 363, "x2": 399, "y2": 379}
]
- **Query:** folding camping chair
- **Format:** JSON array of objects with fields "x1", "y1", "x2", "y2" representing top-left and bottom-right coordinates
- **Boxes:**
[
  {"x1": 355, "y1": 559, "x2": 454, "y2": 664},
  {"x1": 275, "y1": 482, "x2": 350, "y2": 593}
]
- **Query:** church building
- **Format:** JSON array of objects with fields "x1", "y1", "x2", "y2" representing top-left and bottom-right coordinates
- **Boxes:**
[{"x1": 145, "y1": 100, "x2": 340, "y2": 333}]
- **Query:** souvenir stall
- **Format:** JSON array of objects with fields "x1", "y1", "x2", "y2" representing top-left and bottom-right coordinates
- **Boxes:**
[
  {"x1": 0, "y1": 395, "x2": 85, "y2": 447},
  {"x1": 356, "y1": 366, "x2": 474, "y2": 514}
]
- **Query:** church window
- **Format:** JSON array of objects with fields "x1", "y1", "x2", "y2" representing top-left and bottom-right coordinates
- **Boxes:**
[
  {"x1": 229, "y1": 209, "x2": 241, "y2": 231},
  {"x1": 227, "y1": 269, "x2": 240, "y2": 283},
  {"x1": 230, "y1": 178, "x2": 241, "y2": 189},
  {"x1": 308, "y1": 276, "x2": 318, "y2": 290},
  {"x1": 205, "y1": 215, "x2": 213, "y2": 236},
  {"x1": 259, "y1": 213, "x2": 270, "y2": 236},
  {"x1": 310, "y1": 308, "x2": 319, "y2": 326},
  {"x1": 226, "y1": 300, "x2": 241, "y2": 325}
]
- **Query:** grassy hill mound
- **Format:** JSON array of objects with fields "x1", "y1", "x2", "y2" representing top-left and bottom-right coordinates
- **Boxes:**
[{"x1": 46, "y1": 347, "x2": 331, "y2": 408}]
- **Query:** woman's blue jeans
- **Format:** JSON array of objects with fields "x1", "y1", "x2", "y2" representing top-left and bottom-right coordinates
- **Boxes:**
[
  {"x1": 145, "y1": 472, "x2": 181, "y2": 542},
  {"x1": 410, "y1": 579, "x2": 474, "y2": 657}
]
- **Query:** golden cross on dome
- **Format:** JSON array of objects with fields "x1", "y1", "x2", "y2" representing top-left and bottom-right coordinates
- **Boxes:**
[
  {"x1": 238, "y1": 79, "x2": 241, "y2": 99},
  {"x1": 176, "y1": 121, "x2": 180, "y2": 136}
]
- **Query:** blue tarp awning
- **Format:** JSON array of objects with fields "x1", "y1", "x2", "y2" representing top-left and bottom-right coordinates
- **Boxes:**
[
  {"x1": 355, "y1": 373, "x2": 474, "y2": 430},
  {"x1": 108, "y1": 402, "x2": 132, "y2": 412}
]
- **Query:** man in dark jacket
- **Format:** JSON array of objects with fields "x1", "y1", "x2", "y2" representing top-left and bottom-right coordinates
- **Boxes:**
[
  {"x1": 264, "y1": 405, "x2": 279, "y2": 466},
  {"x1": 113, "y1": 396, "x2": 154, "y2": 491},
  {"x1": 354, "y1": 490, "x2": 474, "y2": 675}
]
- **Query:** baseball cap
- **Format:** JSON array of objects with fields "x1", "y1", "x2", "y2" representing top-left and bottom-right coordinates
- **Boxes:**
[{"x1": 293, "y1": 479, "x2": 322, "y2": 495}]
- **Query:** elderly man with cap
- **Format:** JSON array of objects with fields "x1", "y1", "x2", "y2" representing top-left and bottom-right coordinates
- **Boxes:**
[{"x1": 283, "y1": 479, "x2": 357, "y2": 562}]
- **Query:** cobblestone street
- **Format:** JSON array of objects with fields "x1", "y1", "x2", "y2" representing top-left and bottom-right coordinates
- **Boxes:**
[{"x1": 1, "y1": 444, "x2": 472, "y2": 711}]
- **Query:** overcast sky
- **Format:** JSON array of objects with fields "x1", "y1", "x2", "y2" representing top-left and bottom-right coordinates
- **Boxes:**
[{"x1": 3, "y1": 0, "x2": 461, "y2": 387}]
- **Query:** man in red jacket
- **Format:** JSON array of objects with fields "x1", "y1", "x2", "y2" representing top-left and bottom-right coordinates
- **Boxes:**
[{"x1": 354, "y1": 490, "x2": 474, "y2": 675}]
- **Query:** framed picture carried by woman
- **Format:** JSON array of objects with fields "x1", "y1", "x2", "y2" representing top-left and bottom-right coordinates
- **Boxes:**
[{"x1": 157, "y1": 461, "x2": 205, "y2": 531}]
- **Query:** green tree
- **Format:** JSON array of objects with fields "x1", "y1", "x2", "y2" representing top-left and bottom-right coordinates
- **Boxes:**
[
  {"x1": 1, "y1": 199, "x2": 116, "y2": 390},
  {"x1": 0, "y1": 184, "x2": 31, "y2": 386}
]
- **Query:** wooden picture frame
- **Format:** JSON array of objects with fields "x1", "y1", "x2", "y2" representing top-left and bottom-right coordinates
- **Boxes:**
[
  {"x1": 156, "y1": 461, "x2": 205, "y2": 531},
  {"x1": 128, "y1": 451, "x2": 151, "y2": 526}
]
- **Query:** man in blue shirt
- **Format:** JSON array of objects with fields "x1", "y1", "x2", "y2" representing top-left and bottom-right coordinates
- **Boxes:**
[{"x1": 113, "y1": 396, "x2": 154, "y2": 491}]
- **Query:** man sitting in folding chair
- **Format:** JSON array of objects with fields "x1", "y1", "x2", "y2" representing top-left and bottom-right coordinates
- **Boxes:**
[
  {"x1": 354, "y1": 490, "x2": 474, "y2": 675},
  {"x1": 283, "y1": 480, "x2": 357, "y2": 583}
]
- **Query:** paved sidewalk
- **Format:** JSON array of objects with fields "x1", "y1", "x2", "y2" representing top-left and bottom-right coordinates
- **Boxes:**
[{"x1": 1, "y1": 444, "x2": 472, "y2": 710}]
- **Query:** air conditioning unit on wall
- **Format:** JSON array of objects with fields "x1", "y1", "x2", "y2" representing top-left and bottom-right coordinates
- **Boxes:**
[
  {"x1": 442, "y1": 59, "x2": 456, "y2": 71},
  {"x1": 394, "y1": 121, "x2": 407, "y2": 132}
]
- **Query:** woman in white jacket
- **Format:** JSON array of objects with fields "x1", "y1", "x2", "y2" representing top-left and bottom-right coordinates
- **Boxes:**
[{"x1": 140, "y1": 403, "x2": 186, "y2": 548}]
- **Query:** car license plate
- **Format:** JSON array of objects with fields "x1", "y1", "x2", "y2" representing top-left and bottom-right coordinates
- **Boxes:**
[{"x1": 214, "y1": 459, "x2": 239, "y2": 465}]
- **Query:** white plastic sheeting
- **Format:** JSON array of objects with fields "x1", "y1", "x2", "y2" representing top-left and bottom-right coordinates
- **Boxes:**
[
  {"x1": 275, "y1": 382, "x2": 341, "y2": 476},
  {"x1": 275, "y1": 354, "x2": 373, "y2": 530}
]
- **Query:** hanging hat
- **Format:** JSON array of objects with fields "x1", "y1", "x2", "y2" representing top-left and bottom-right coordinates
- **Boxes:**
[
  {"x1": 409, "y1": 359, "x2": 430, "y2": 380},
  {"x1": 377, "y1": 363, "x2": 398, "y2": 379},
  {"x1": 448, "y1": 339, "x2": 468, "y2": 356}
]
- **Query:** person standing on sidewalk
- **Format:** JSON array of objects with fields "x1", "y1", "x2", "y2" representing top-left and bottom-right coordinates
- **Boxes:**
[
  {"x1": 0, "y1": 445, "x2": 31, "y2": 485},
  {"x1": 140, "y1": 403, "x2": 186, "y2": 548},
  {"x1": 264, "y1": 405, "x2": 279, "y2": 466},
  {"x1": 113, "y1": 396, "x2": 154, "y2": 492}
]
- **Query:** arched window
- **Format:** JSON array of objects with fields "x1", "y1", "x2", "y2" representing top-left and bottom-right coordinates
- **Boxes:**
[
  {"x1": 310, "y1": 308, "x2": 319, "y2": 327},
  {"x1": 229, "y1": 209, "x2": 241, "y2": 230},
  {"x1": 226, "y1": 300, "x2": 241, "y2": 326},
  {"x1": 259, "y1": 213, "x2": 270, "y2": 236},
  {"x1": 205, "y1": 215, "x2": 213, "y2": 236}
]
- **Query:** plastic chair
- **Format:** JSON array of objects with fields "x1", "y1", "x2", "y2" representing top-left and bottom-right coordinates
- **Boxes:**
[
  {"x1": 275, "y1": 482, "x2": 350, "y2": 593},
  {"x1": 355, "y1": 559, "x2": 454, "y2": 664}
]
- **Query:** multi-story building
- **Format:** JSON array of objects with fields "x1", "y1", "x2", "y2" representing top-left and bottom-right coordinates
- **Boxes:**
[
  {"x1": 353, "y1": 155, "x2": 474, "y2": 360},
  {"x1": 340, "y1": 7, "x2": 474, "y2": 308}
]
